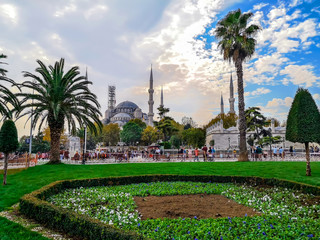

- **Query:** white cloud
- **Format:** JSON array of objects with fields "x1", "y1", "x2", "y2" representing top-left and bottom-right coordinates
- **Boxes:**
[
  {"x1": 253, "y1": 3, "x2": 269, "y2": 10},
  {"x1": 84, "y1": 4, "x2": 108, "y2": 20},
  {"x1": 280, "y1": 65, "x2": 319, "y2": 87},
  {"x1": 54, "y1": 2, "x2": 77, "y2": 17},
  {"x1": 313, "y1": 93, "x2": 320, "y2": 101},
  {"x1": 250, "y1": 87, "x2": 271, "y2": 96},
  {"x1": 289, "y1": 0, "x2": 303, "y2": 7},
  {"x1": 266, "y1": 97, "x2": 293, "y2": 108},
  {"x1": 0, "y1": 4, "x2": 18, "y2": 25}
]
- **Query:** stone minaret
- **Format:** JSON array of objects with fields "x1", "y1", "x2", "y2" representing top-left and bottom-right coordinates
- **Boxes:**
[
  {"x1": 160, "y1": 85, "x2": 164, "y2": 108},
  {"x1": 220, "y1": 93, "x2": 224, "y2": 115},
  {"x1": 148, "y1": 65, "x2": 154, "y2": 126},
  {"x1": 229, "y1": 73, "x2": 235, "y2": 114}
]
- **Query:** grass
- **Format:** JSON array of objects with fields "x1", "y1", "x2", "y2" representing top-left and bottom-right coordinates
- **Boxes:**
[
  {"x1": 0, "y1": 216, "x2": 49, "y2": 240},
  {"x1": 0, "y1": 161, "x2": 320, "y2": 239}
]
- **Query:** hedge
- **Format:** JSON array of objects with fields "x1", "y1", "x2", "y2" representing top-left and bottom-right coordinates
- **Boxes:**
[{"x1": 19, "y1": 175, "x2": 320, "y2": 240}]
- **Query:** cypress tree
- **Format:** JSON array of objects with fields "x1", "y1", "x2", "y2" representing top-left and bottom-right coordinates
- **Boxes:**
[
  {"x1": 0, "y1": 120, "x2": 19, "y2": 185},
  {"x1": 286, "y1": 88, "x2": 320, "y2": 176}
]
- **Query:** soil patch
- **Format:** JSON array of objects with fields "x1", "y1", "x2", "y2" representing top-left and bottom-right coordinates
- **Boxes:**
[{"x1": 134, "y1": 194, "x2": 261, "y2": 220}]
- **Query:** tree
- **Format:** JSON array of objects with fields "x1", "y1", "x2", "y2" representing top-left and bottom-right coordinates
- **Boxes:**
[
  {"x1": 141, "y1": 126, "x2": 159, "y2": 146},
  {"x1": 154, "y1": 117, "x2": 179, "y2": 141},
  {"x1": 18, "y1": 58, "x2": 102, "y2": 164},
  {"x1": 0, "y1": 54, "x2": 20, "y2": 119},
  {"x1": 128, "y1": 118, "x2": 147, "y2": 129},
  {"x1": 260, "y1": 135, "x2": 282, "y2": 158},
  {"x1": 0, "y1": 120, "x2": 19, "y2": 185},
  {"x1": 157, "y1": 106, "x2": 170, "y2": 119},
  {"x1": 170, "y1": 135, "x2": 182, "y2": 149},
  {"x1": 120, "y1": 122, "x2": 143, "y2": 145},
  {"x1": 42, "y1": 126, "x2": 68, "y2": 149},
  {"x1": 265, "y1": 118, "x2": 280, "y2": 127},
  {"x1": 181, "y1": 116, "x2": 197, "y2": 129},
  {"x1": 286, "y1": 88, "x2": 320, "y2": 176},
  {"x1": 101, "y1": 123, "x2": 120, "y2": 146},
  {"x1": 214, "y1": 9, "x2": 261, "y2": 161},
  {"x1": 245, "y1": 107, "x2": 269, "y2": 144},
  {"x1": 205, "y1": 113, "x2": 238, "y2": 130},
  {"x1": 182, "y1": 128, "x2": 205, "y2": 148}
]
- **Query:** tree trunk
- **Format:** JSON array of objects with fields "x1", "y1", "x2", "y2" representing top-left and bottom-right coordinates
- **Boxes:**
[
  {"x1": 3, "y1": 153, "x2": 8, "y2": 185},
  {"x1": 235, "y1": 59, "x2": 248, "y2": 162},
  {"x1": 305, "y1": 142, "x2": 311, "y2": 176},
  {"x1": 49, "y1": 127, "x2": 62, "y2": 164}
]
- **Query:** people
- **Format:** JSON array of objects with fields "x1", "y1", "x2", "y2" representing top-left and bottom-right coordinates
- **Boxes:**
[
  {"x1": 233, "y1": 149, "x2": 237, "y2": 158},
  {"x1": 279, "y1": 147, "x2": 284, "y2": 159},
  {"x1": 256, "y1": 146, "x2": 262, "y2": 161},
  {"x1": 273, "y1": 146, "x2": 278, "y2": 157}
]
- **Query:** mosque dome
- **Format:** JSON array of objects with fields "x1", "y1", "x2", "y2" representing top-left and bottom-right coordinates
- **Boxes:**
[{"x1": 115, "y1": 101, "x2": 138, "y2": 110}]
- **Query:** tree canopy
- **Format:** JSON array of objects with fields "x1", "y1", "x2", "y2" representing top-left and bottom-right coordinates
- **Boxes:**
[
  {"x1": 286, "y1": 88, "x2": 320, "y2": 176},
  {"x1": 120, "y1": 122, "x2": 143, "y2": 145}
]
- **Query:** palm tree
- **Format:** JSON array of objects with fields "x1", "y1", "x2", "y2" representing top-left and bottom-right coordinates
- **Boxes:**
[
  {"x1": 0, "y1": 54, "x2": 20, "y2": 119},
  {"x1": 214, "y1": 9, "x2": 261, "y2": 161},
  {"x1": 18, "y1": 58, "x2": 102, "y2": 164}
]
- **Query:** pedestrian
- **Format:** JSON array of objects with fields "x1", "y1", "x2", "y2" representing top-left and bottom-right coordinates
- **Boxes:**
[
  {"x1": 233, "y1": 149, "x2": 237, "y2": 158},
  {"x1": 273, "y1": 146, "x2": 278, "y2": 157},
  {"x1": 279, "y1": 147, "x2": 284, "y2": 159},
  {"x1": 202, "y1": 145, "x2": 208, "y2": 162},
  {"x1": 194, "y1": 148, "x2": 199, "y2": 162}
]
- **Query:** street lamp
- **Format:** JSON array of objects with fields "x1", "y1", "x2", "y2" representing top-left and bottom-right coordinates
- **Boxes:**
[{"x1": 228, "y1": 137, "x2": 231, "y2": 149}]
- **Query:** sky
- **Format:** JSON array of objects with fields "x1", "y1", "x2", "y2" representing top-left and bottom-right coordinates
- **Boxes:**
[{"x1": 0, "y1": 0, "x2": 319, "y2": 137}]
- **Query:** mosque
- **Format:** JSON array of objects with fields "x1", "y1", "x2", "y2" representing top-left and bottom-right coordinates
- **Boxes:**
[{"x1": 102, "y1": 66, "x2": 164, "y2": 127}]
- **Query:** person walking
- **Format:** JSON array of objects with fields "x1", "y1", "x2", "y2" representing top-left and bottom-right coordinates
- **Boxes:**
[
  {"x1": 194, "y1": 148, "x2": 199, "y2": 162},
  {"x1": 202, "y1": 145, "x2": 208, "y2": 162}
]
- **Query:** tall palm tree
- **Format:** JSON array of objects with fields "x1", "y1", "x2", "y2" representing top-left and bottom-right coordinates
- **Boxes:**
[
  {"x1": 18, "y1": 58, "x2": 102, "y2": 164},
  {"x1": 214, "y1": 9, "x2": 261, "y2": 161},
  {"x1": 0, "y1": 54, "x2": 20, "y2": 119}
]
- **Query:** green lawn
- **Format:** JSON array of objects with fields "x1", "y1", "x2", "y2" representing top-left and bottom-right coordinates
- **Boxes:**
[{"x1": 0, "y1": 161, "x2": 319, "y2": 239}]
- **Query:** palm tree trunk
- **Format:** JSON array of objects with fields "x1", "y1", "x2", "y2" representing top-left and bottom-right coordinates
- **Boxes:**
[
  {"x1": 3, "y1": 153, "x2": 8, "y2": 185},
  {"x1": 235, "y1": 59, "x2": 248, "y2": 161},
  {"x1": 49, "y1": 127, "x2": 62, "y2": 164},
  {"x1": 305, "y1": 142, "x2": 311, "y2": 176}
]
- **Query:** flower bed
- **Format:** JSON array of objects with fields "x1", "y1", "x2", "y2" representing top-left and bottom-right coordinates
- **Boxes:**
[
  {"x1": 19, "y1": 175, "x2": 320, "y2": 240},
  {"x1": 48, "y1": 181, "x2": 320, "y2": 239}
]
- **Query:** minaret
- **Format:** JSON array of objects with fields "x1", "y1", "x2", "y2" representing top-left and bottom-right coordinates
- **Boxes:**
[
  {"x1": 160, "y1": 85, "x2": 164, "y2": 108},
  {"x1": 229, "y1": 73, "x2": 235, "y2": 114},
  {"x1": 148, "y1": 65, "x2": 154, "y2": 126},
  {"x1": 220, "y1": 93, "x2": 224, "y2": 115}
]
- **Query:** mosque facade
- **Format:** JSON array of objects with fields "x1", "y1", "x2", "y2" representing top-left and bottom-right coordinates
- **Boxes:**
[{"x1": 102, "y1": 66, "x2": 156, "y2": 127}]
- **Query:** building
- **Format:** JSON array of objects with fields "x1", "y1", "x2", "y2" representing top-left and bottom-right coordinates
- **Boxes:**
[{"x1": 102, "y1": 66, "x2": 155, "y2": 127}]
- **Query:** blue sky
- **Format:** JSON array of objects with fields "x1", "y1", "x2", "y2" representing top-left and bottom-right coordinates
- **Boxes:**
[{"x1": 0, "y1": 0, "x2": 319, "y2": 136}]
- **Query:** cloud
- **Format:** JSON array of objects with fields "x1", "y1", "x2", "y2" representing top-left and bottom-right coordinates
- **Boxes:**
[
  {"x1": 84, "y1": 4, "x2": 108, "y2": 20},
  {"x1": 289, "y1": 0, "x2": 303, "y2": 8},
  {"x1": 0, "y1": 3, "x2": 18, "y2": 25},
  {"x1": 280, "y1": 65, "x2": 319, "y2": 87},
  {"x1": 266, "y1": 97, "x2": 293, "y2": 108},
  {"x1": 253, "y1": 3, "x2": 269, "y2": 11},
  {"x1": 54, "y1": 2, "x2": 77, "y2": 17},
  {"x1": 248, "y1": 87, "x2": 271, "y2": 96}
]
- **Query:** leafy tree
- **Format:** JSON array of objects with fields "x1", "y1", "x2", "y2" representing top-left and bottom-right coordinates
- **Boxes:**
[
  {"x1": 18, "y1": 58, "x2": 102, "y2": 164},
  {"x1": 205, "y1": 113, "x2": 238, "y2": 129},
  {"x1": 182, "y1": 128, "x2": 205, "y2": 148},
  {"x1": 245, "y1": 107, "x2": 269, "y2": 144},
  {"x1": 181, "y1": 116, "x2": 197, "y2": 129},
  {"x1": 154, "y1": 117, "x2": 179, "y2": 141},
  {"x1": 0, "y1": 120, "x2": 19, "y2": 185},
  {"x1": 170, "y1": 135, "x2": 182, "y2": 149},
  {"x1": 157, "y1": 106, "x2": 170, "y2": 119},
  {"x1": 214, "y1": 9, "x2": 261, "y2": 161},
  {"x1": 33, "y1": 132, "x2": 50, "y2": 153},
  {"x1": 101, "y1": 123, "x2": 120, "y2": 146},
  {"x1": 260, "y1": 135, "x2": 282, "y2": 158},
  {"x1": 0, "y1": 54, "x2": 20, "y2": 119},
  {"x1": 128, "y1": 118, "x2": 147, "y2": 129},
  {"x1": 209, "y1": 139, "x2": 215, "y2": 147},
  {"x1": 120, "y1": 122, "x2": 143, "y2": 145},
  {"x1": 286, "y1": 88, "x2": 320, "y2": 176},
  {"x1": 141, "y1": 126, "x2": 159, "y2": 146}
]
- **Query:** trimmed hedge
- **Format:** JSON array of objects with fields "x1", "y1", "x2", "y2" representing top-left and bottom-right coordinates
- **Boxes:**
[{"x1": 20, "y1": 175, "x2": 320, "y2": 240}]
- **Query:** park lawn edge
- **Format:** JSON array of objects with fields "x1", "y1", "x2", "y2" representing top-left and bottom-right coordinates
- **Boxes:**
[{"x1": 19, "y1": 174, "x2": 320, "y2": 240}]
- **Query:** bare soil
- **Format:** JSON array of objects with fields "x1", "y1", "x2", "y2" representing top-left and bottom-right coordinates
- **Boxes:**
[{"x1": 134, "y1": 194, "x2": 261, "y2": 220}]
